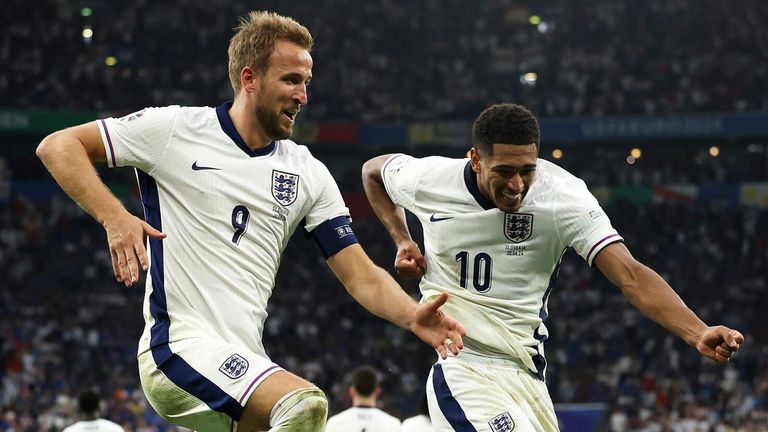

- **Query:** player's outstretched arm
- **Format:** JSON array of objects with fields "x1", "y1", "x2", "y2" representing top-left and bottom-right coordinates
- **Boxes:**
[
  {"x1": 362, "y1": 155, "x2": 426, "y2": 278},
  {"x1": 36, "y1": 122, "x2": 165, "y2": 286},
  {"x1": 327, "y1": 244, "x2": 465, "y2": 358},
  {"x1": 594, "y1": 242, "x2": 744, "y2": 363}
]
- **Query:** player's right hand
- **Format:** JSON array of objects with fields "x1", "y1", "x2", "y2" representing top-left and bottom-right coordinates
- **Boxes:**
[
  {"x1": 394, "y1": 240, "x2": 427, "y2": 278},
  {"x1": 103, "y1": 212, "x2": 166, "y2": 287},
  {"x1": 696, "y1": 326, "x2": 744, "y2": 364},
  {"x1": 412, "y1": 292, "x2": 466, "y2": 359}
]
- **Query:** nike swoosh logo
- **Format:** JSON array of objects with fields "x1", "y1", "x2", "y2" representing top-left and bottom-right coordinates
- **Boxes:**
[
  {"x1": 430, "y1": 214, "x2": 453, "y2": 222},
  {"x1": 192, "y1": 161, "x2": 221, "y2": 171}
]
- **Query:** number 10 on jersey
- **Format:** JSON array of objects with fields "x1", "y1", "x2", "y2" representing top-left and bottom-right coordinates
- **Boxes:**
[{"x1": 455, "y1": 251, "x2": 493, "y2": 292}]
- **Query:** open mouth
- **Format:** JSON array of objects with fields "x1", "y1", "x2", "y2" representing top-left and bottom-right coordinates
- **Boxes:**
[
  {"x1": 502, "y1": 191, "x2": 522, "y2": 201},
  {"x1": 283, "y1": 110, "x2": 297, "y2": 122}
]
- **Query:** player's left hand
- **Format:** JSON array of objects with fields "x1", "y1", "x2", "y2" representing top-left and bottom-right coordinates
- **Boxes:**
[
  {"x1": 411, "y1": 293, "x2": 466, "y2": 359},
  {"x1": 696, "y1": 326, "x2": 744, "y2": 364}
]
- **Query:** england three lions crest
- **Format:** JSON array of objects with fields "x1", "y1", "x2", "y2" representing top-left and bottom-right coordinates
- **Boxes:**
[
  {"x1": 504, "y1": 213, "x2": 533, "y2": 243},
  {"x1": 219, "y1": 354, "x2": 249, "y2": 379},
  {"x1": 489, "y1": 412, "x2": 515, "y2": 431},
  {"x1": 272, "y1": 170, "x2": 300, "y2": 206}
]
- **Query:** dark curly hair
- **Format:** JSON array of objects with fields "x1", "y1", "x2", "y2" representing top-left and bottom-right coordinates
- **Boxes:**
[{"x1": 472, "y1": 104, "x2": 539, "y2": 155}]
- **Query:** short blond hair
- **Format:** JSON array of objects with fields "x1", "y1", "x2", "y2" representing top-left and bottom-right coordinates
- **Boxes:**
[{"x1": 227, "y1": 11, "x2": 313, "y2": 95}]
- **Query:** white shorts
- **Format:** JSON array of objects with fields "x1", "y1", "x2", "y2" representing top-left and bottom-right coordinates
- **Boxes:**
[
  {"x1": 426, "y1": 352, "x2": 559, "y2": 432},
  {"x1": 138, "y1": 337, "x2": 283, "y2": 431}
]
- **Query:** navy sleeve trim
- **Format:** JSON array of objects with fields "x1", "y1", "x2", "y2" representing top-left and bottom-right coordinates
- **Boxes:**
[
  {"x1": 306, "y1": 215, "x2": 359, "y2": 259},
  {"x1": 587, "y1": 235, "x2": 624, "y2": 266}
]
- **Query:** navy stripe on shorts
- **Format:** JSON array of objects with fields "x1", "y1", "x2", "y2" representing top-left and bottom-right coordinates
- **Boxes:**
[
  {"x1": 137, "y1": 171, "x2": 244, "y2": 421},
  {"x1": 432, "y1": 363, "x2": 477, "y2": 432}
]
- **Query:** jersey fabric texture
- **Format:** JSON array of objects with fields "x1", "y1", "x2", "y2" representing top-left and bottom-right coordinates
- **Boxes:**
[
  {"x1": 97, "y1": 102, "x2": 357, "y2": 428},
  {"x1": 324, "y1": 407, "x2": 402, "y2": 432},
  {"x1": 62, "y1": 419, "x2": 124, "y2": 432}
]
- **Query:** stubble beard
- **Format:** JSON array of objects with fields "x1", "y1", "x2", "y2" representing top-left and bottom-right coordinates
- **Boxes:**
[{"x1": 255, "y1": 103, "x2": 292, "y2": 140}]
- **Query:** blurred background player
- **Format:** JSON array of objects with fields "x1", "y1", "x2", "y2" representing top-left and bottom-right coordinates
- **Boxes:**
[
  {"x1": 325, "y1": 366, "x2": 401, "y2": 432},
  {"x1": 401, "y1": 394, "x2": 433, "y2": 432},
  {"x1": 63, "y1": 391, "x2": 124, "y2": 432}
]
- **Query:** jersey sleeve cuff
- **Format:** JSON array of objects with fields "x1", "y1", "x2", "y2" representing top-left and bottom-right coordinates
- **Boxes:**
[
  {"x1": 97, "y1": 118, "x2": 118, "y2": 168},
  {"x1": 307, "y1": 215, "x2": 359, "y2": 259},
  {"x1": 586, "y1": 233, "x2": 624, "y2": 266}
]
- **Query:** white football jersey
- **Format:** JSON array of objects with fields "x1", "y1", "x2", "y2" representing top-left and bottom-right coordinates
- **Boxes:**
[
  {"x1": 381, "y1": 155, "x2": 622, "y2": 379},
  {"x1": 325, "y1": 407, "x2": 402, "y2": 432},
  {"x1": 97, "y1": 103, "x2": 356, "y2": 361},
  {"x1": 401, "y1": 414, "x2": 433, "y2": 432},
  {"x1": 62, "y1": 419, "x2": 124, "y2": 432}
]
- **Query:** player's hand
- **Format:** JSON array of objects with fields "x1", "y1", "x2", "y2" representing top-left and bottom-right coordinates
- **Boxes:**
[
  {"x1": 696, "y1": 326, "x2": 744, "y2": 364},
  {"x1": 103, "y1": 211, "x2": 166, "y2": 287},
  {"x1": 411, "y1": 293, "x2": 466, "y2": 359},
  {"x1": 394, "y1": 240, "x2": 427, "y2": 278}
]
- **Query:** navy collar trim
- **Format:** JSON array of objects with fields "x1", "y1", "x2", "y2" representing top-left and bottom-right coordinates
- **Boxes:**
[
  {"x1": 463, "y1": 160, "x2": 495, "y2": 210},
  {"x1": 216, "y1": 101, "x2": 276, "y2": 157}
]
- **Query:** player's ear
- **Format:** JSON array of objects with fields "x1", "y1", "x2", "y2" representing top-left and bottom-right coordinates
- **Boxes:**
[
  {"x1": 241, "y1": 66, "x2": 258, "y2": 94},
  {"x1": 469, "y1": 147, "x2": 481, "y2": 173}
]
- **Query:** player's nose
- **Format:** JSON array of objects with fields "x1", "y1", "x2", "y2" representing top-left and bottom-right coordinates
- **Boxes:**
[
  {"x1": 294, "y1": 84, "x2": 308, "y2": 106},
  {"x1": 508, "y1": 173, "x2": 524, "y2": 193}
]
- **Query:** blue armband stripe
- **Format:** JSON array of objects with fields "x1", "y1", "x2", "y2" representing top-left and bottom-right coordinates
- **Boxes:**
[{"x1": 308, "y1": 215, "x2": 359, "y2": 258}]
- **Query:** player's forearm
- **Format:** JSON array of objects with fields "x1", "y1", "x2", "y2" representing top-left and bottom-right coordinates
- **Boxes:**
[
  {"x1": 327, "y1": 245, "x2": 418, "y2": 329},
  {"x1": 37, "y1": 133, "x2": 127, "y2": 225},
  {"x1": 620, "y1": 264, "x2": 708, "y2": 347},
  {"x1": 345, "y1": 265, "x2": 418, "y2": 330},
  {"x1": 361, "y1": 158, "x2": 412, "y2": 246},
  {"x1": 372, "y1": 200, "x2": 412, "y2": 247}
]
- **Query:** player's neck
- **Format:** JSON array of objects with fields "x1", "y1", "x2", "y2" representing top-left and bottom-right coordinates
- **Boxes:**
[
  {"x1": 229, "y1": 99, "x2": 272, "y2": 150},
  {"x1": 352, "y1": 396, "x2": 377, "y2": 408}
]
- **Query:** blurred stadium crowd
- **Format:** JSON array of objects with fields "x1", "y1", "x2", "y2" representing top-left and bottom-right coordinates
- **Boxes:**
[
  {"x1": 2, "y1": 0, "x2": 768, "y2": 431},
  {"x1": 2, "y1": 0, "x2": 767, "y2": 121}
]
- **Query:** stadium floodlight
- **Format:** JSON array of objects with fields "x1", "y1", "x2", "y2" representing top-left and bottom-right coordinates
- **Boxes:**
[{"x1": 82, "y1": 26, "x2": 93, "y2": 46}]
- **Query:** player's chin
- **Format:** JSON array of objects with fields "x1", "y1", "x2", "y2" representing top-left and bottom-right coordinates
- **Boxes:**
[{"x1": 273, "y1": 125, "x2": 293, "y2": 140}]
